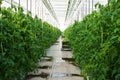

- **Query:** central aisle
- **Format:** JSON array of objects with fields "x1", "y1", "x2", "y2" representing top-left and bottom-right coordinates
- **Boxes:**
[{"x1": 28, "y1": 36, "x2": 84, "y2": 80}]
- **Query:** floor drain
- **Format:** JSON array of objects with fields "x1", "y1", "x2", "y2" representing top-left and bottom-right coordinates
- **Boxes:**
[
  {"x1": 26, "y1": 72, "x2": 49, "y2": 79},
  {"x1": 51, "y1": 73, "x2": 68, "y2": 78},
  {"x1": 62, "y1": 57, "x2": 74, "y2": 61},
  {"x1": 62, "y1": 57, "x2": 77, "y2": 66},
  {"x1": 50, "y1": 73, "x2": 81, "y2": 78},
  {"x1": 41, "y1": 56, "x2": 53, "y2": 61},
  {"x1": 38, "y1": 65, "x2": 52, "y2": 69}
]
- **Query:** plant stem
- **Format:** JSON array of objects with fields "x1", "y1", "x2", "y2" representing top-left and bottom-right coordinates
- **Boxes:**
[
  {"x1": 1, "y1": 42, "x2": 3, "y2": 54},
  {"x1": 101, "y1": 26, "x2": 103, "y2": 46}
]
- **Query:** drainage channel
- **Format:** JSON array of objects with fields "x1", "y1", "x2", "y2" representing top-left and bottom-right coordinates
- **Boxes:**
[
  {"x1": 38, "y1": 65, "x2": 52, "y2": 69},
  {"x1": 50, "y1": 73, "x2": 82, "y2": 78},
  {"x1": 26, "y1": 72, "x2": 49, "y2": 79}
]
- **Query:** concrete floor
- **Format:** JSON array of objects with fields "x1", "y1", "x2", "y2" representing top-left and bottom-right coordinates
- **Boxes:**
[{"x1": 28, "y1": 36, "x2": 84, "y2": 80}]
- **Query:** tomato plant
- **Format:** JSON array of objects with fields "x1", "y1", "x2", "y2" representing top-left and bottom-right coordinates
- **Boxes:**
[
  {"x1": 0, "y1": 4, "x2": 61, "y2": 80},
  {"x1": 64, "y1": 0, "x2": 120, "y2": 80}
]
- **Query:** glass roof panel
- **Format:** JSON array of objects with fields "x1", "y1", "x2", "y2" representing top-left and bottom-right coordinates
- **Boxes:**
[{"x1": 1, "y1": 0, "x2": 108, "y2": 31}]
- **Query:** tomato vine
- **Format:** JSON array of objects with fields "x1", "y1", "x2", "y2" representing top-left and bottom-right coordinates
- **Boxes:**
[
  {"x1": 64, "y1": 0, "x2": 120, "y2": 80},
  {"x1": 0, "y1": 4, "x2": 61, "y2": 80}
]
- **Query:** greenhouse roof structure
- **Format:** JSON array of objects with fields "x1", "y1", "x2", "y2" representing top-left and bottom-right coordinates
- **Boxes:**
[{"x1": 1, "y1": 0, "x2": 107, "y2": 31}]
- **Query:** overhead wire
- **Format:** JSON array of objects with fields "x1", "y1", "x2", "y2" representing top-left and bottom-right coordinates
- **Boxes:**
[
  {"x1": 3, "y1": 0, "x2": 59, "y2": 25},
  {"x1": 65, "y1": 0, "x2": 81, "y2": 23},
  {"x1": 65, "y1": 0, "x2": 72, "y2": 22},
  {"x1": 42, "y1": 0, "x2": 55, "y2": 20},
  {"x1": 48, "y1": 0, "x2": 59, "y2": 24},
  {"x1": 68, "y1": 0, "x2": 81, "y2": 20},
  {"x1": 66, "y1": 0, "x2": 77, "y2": 21},
  {"x1": 4, "y1": 0, "x2": 81, "y2": 26},
  {"x1": 3, "y1": 0, "x2": 28, "y2": 11},
  {"x1": 42, "y1": 0, "x2": 59, "y2": 25},
  {"x1": 4, "y1": 0, "x2": 18, "y2": 7}
]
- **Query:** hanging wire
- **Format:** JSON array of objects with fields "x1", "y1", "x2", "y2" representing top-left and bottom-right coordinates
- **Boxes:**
[
  {"x1": 35, "y1": 0, "x2": 37, "y2": 15},
  {"x1": 41, "y1": 0, "x2": 44, "y2": 55},
  {"x1": 42, "y1": 0, "x2": 59, "y2": 24},
  {"x1": 11, "y1": 0, "x2": 12, "y2": 8},
  {"x1": 19, "y1": 0, "x2": 20, "y2": 6},
  {"x1": 88, "y1": 0, "x2": 90, "y2": 14},
  {"x1": 69, "y1": 0, "x2": 77, "y2": 16},
  {"x1": 92, "y1": 0, "x2": 94, "y2": 10},
  {"x1": 4, "y1": 0, "x2": 17, "y2": 7},
  {"x1": 3, "y1": 0, "x2": 28, "y2": 12},
  {"x1": 0, "y1": 2, "x2": 4, "y2": 54},
  {"x1": 26, "y1": 0, "x2": 28, "y2": 13},
  {"x1": 85, "y1": 0, "x2": 87, "y2": 14},
  {"x1": 68, "y1": 0, "x2": 81, "y2": 20},
  {"x1": 65, "y1": 0, "x2": 81, "y2": 23},
  {"x1": 47, "y1": 0, "x2": 59, "y2": 22},
  {"x1": 65, "y1": 0, "x2": 72, "y2": 22},
  {"x1": 30, "y1": 0, "x2": 32, "y2": 15}
]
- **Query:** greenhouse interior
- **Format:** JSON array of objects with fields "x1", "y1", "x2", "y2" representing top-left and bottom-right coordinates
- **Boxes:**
[{"x1": 0, "y1": 0, "x2": 120, "y2": 80}]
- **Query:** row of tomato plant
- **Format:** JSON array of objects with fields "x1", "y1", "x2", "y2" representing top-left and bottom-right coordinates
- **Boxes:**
[
  {"x1": 0, "y1": 2, "x2": 61, "y2": 80},
  {"x1": 64, "y1": 0, "x2": 120, "y2": 80}
]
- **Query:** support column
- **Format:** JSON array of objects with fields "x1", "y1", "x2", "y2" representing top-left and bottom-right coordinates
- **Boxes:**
[
  {"x1": 35, "y1": 0, "x2": 36, "y2": 15},
  {"x1": 92, "y1": 0, "x2": 94, "y2": 11},
  {"x1": 27, "y1": 0, "x2": 28, "y2": 13},
  {"x1": 19, "y1": 0, "x2": 20, "y2": 6},
  {"x1": 11, "y1": 0, "x2": 13, "y2": 8},
  {"x1": 30, "y1": 0, "x2": 32, "y2": 15}
]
